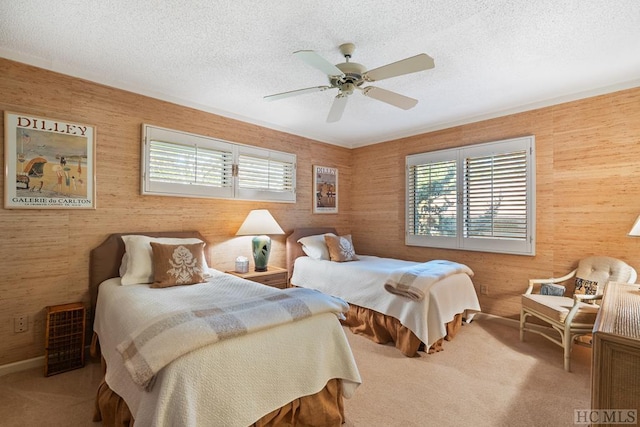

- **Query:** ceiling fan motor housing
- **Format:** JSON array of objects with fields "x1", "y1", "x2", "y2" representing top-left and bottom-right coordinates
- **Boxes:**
[{"x1": 331, "y1": 62, "x2": 366, "y2": 89}]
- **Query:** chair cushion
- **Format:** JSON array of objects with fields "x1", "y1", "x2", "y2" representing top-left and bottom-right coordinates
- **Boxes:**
[{"x1": 521, "y1": 294, "x2": 599, "y2": 324}]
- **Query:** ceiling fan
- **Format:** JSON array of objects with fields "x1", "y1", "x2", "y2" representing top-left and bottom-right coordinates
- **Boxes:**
[{"x1": 264, "y1": 43, "x2": 435, "y2": 123}]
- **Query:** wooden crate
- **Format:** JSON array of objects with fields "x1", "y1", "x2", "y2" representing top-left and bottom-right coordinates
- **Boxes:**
[{"x1": 44, "y1": 302, "x2": 86, "y2": 376}]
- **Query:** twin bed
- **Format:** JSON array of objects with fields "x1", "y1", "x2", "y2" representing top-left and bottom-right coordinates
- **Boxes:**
[
  {"x1": 286, "y1": 228, "x2": 481, "y2": 357},
  {"x1": 90, "y1": 228, "x2": 480, "y2": 426},
  {"x1": 90, "y1": 231, "x2": 361, "y2": 427}
]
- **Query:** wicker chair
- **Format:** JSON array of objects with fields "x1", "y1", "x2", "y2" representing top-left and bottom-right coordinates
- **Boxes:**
[{"x1": 520, "y1": 256, "x2": 636, "y2": 372}]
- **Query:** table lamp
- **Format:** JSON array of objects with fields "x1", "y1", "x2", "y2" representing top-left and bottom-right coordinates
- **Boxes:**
[
  {"x1": 629, "y1": 215, "x2": 640, "y2": 237},
  {"x1": 236, "y1": 209, "x2": 285, "y2": 272}
]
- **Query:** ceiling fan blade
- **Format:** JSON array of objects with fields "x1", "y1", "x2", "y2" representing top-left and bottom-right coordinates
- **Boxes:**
[
  {"x1": 361, "y1": 86, "x2": 418, "y2": 110},
  {"x1": 264, "y1": 85, "x2": 333, "y2": 101},
  {"x1": 293, "y1": 50, "x2": 345, "y2": 77},
  {"x1": 364, "y1": 53, "x2": 435, "y2": 82},
  {"x1": 327, "y1": 94, "x2": 348, "y2": 123}
]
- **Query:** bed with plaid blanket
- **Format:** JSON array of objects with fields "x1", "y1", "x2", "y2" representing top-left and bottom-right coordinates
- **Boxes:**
[
  {"x1": 94, "y1": 270, "x2": 361, "y2": 427},
  {"x1": 117, "y1": 287, "x2": 349, "y2": 390}
]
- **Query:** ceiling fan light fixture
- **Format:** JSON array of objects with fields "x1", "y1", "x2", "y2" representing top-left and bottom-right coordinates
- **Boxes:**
[{"x1": 340, "y1": 82, "x2": 356, "y2": 95}]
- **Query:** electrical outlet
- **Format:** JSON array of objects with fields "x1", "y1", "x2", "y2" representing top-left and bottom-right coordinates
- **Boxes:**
[
  {"x1": 14, "y1": 315, "x2": 29, "y2": 333},
  {"x1": 480, "y1": 285, "x2": 489, "y2": 295}
]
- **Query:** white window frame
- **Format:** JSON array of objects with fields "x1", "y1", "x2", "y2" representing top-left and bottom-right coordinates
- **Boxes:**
[
  {"x1": 406, "y1": 135, "x2": 536, "y2": 256},
  {"x1": 142, "y1": 124, "x2": 296, "y2": 203},
  {"x1": 236, "y1": 145, "x2": 296, "y2": 202}
]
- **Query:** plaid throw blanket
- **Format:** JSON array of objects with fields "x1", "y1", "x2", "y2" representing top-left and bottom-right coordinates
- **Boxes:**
[
  {"x1": 384, "y1": 260, "x2": 474, "y2": 301},
  {"x1": 117, "y1": 287, "x2": 349, "y2": 390}
]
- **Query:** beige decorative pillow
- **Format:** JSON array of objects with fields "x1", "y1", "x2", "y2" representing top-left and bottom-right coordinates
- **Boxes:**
[
  {"x1": 150, "y1": 242, "x2": 207, "y2": 288},
  {"x1": 324, "y1": 234, "x2": 358, "y2": 262},
  {"x1": 120, "y1": 235, "x2": 209, "y2": 285}
]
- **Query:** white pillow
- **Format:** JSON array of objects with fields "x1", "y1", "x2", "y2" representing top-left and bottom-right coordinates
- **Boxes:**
[
  {"x1": 119, "y1": 252, "x2": 129, "y2": 277},
  {"x1": 297, "y1": 234, "x2": 334, "y2": 260},
  {"x1": 120, "y1": 235, "x2": 209, "y2": 285}
]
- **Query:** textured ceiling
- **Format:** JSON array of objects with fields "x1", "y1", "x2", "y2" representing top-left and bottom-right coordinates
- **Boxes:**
[{"x1": 1, "y1": 1, "x2": 639, "y2": 148}]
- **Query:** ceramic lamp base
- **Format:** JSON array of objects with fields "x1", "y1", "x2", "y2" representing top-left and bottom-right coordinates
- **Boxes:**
[{"x1": 252, "y1": 235, "x2": 271, "y2": 272}]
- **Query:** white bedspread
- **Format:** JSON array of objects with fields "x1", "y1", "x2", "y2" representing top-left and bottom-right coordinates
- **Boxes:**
[
  {"x1": 291, "y1": 255, "x2": 481, "y2": 350},
  {"x1": 94, "y1": 270, "x2": 361, "y2": 427}
]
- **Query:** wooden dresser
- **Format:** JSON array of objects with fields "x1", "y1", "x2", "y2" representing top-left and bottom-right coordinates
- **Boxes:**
[{"x1": 591, "y1": 281, "x2": 640, "y2": 417}]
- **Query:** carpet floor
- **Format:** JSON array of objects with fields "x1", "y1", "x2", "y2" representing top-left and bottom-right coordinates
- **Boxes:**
[
  {"x1": 342, "y1": 314, "x2": 590, "y2": 427},
  {"x1": 0, "y1": 314, "x2": 590, "y2": 426}
]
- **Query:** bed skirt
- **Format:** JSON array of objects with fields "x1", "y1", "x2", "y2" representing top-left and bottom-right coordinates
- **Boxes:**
[
  {"x1": 341, "y1": 304, "x2": 463, "y2": 357},
  {"x1": 90, "y1": 334, "x2": 345, "y2": 427}
]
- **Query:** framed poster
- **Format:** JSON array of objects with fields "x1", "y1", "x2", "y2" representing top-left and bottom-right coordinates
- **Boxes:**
[
  {"x1": 4, "y1": 112, "x2": 96, "y2": 209},
  {"x1": 313, "y1": 165, "x2": 338, "y2": 214}
]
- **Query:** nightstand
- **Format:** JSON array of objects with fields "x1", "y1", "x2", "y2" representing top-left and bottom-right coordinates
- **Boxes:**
[{"x1": 226, "y1": 265, "x2": 289, "y2": 289}]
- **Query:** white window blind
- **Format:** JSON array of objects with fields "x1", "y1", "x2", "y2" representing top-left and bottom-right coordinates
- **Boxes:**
[
  {"x1": 236, "y1": 147, "x2": 296, "y2": 202},
  {"x1": 148, "y1": 140, "x2": 233, "y2": 188},
  {"x1": 407, "y1": 159, "x2": 457, "y2": 238},
  {"x1": 406, "y1": 136, "x2": 535, "y2": 255},
  {"x1": 464, "y1": 150, "x2": 528, "y2": 240},
  {"x1": 142, "y1": 124, "x2": 296, "y2": 202}
]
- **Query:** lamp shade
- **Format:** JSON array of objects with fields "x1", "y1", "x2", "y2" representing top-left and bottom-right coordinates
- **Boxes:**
[
  {"x1": 235, "y1": 209, "x2": 285, "y2": 236},
  {"x1": 629, "y1": 215, "x2": 640, "y2": 236},
  {"x1": 236, "y1": 210, "x2": 284, "y2": 272}
]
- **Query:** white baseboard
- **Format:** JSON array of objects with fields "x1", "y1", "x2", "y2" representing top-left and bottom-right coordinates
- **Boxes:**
[
  {"x1": 0, "y1": 344, "x2": 94, "y2": 377},
  {"x1": 0, "y1": 356, "x2": 44, "y2": 377}
]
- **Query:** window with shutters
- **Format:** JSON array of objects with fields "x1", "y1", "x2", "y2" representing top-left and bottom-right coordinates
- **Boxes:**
[
  {"x1": 236, "y1": 146, "x2": 296, "y2": 202},
  {"x1": 142, "y1": 124, "x2": 296, "y2": 203},
  {"x1": 406, "y1": 136, "x2": 535, "y2": 255}
]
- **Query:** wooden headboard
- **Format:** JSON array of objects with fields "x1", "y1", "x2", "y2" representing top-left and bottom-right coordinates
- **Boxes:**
[
  {"x1": 285, "y1": 227, "x2": 337, "y2": 279},
  {"x1": 89, "y1": 231, "x2": 208, "y2": 312}
]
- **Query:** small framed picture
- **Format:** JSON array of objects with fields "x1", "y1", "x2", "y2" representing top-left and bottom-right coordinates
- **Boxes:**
[
  {"x1": 4, "y1": 111, "x2": 96, "y2": 209},
  {"x1": 313, "y1": 165, "x2": 338, "y2": 214}
]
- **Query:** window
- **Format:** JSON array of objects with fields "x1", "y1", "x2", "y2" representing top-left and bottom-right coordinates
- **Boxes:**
[
  {"x1": 142, "y1": 124, "x2": 296, "y2": 203},
  {"x1": 236, "y1": 146, "x2": 296, "y2": 202},
  {"x1": 406, "y1": 136, "x2": 535, "y2": 255},
  {"x1": 145, "y1": 133, "x2": 234, "y2": 199}
]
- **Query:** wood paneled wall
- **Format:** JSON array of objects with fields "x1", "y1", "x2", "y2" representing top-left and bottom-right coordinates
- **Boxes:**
[
  {"x1": 0, "y1": 59, "x2": 352, "y2": 365},
  {"x1": 2, "y1": 56, "x2": 639, "y2": 366},
  {"x1": 351, "y1": 87, "x2": 640, "y2": 319}
]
